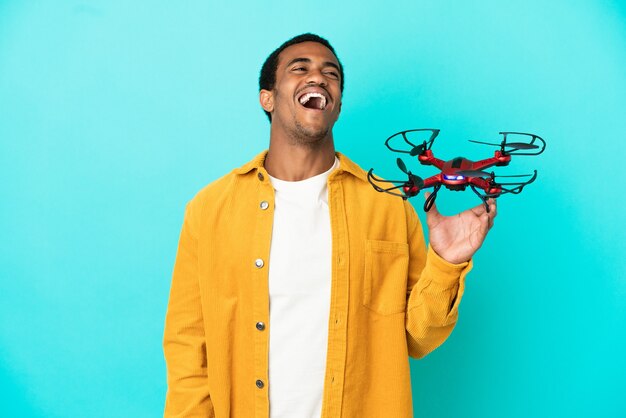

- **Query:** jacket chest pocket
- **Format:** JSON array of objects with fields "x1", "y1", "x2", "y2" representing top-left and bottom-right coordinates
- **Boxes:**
[{"x1": 362, "y1": 240, "x2": 409, "y2": 316}]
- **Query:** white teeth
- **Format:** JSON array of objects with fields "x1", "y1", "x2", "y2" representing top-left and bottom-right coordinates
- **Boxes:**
[{"x1": 299, "y1": 92, "x2": 327, "y2": 109}]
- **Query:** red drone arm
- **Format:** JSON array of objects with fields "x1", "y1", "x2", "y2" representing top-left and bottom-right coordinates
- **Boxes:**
[
  {"x1": 417, "y1": 150, "x2": 446, "y2": 169},
  {"x1": 471, "y1": 151, "x2": 512, "y2": 171},
  {"x1": 422, "y1": 174, "x2": 442, "y2": 189}
]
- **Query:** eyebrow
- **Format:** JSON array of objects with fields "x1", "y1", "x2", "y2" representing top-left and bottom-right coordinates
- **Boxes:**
[{"x1": 286, "y1": 57, "x2": 340, "y2": 72}]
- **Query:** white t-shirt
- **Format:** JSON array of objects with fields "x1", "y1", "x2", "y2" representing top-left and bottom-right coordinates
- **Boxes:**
[{"x1": 267, "y1": 157, "x2": 339, "y2": 418}]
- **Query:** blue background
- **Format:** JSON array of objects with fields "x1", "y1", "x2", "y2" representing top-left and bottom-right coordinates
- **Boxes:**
[{"x1": 1, "y1": 1, "x2": 625, "y2": 417}]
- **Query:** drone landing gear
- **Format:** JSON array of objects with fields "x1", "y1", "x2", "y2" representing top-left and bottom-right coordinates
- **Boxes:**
[
  {"x1": 470, "y1": 184, "x2": 491, "y2": 213},
  {"x1": 424, "y1": 184, "x2": 441, "y2": 212}
]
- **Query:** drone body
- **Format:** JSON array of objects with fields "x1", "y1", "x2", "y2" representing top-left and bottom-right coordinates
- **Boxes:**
[{"x1": 368, "y1": 129, "x2": 546, "y2": 212}]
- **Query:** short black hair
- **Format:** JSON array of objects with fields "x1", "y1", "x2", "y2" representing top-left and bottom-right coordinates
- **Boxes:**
[{"x1": 259, "y1": 33, "x2": 344, "y2": 121}]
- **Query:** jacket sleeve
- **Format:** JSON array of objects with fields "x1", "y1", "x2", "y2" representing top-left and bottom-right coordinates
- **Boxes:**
[
  {"x1": 163, "y1": 201, "x2": 214, "y2": 417},
  {"x1": 403, "y1": 200, "x2": 473, "y2": 359}
]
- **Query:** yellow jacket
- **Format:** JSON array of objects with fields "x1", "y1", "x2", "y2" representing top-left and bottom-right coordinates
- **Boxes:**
[{"x1": 163, "y1": 151, "x2": 472, "y2": 418}]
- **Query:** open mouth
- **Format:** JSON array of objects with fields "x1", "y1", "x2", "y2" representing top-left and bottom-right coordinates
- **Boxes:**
[{"x1": 298, "y1": 92, "x2": 328, "y2": 110}]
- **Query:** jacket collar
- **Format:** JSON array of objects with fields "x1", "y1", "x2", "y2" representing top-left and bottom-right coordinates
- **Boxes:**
[{"x1": 233, "y1": 150, "x2": 368, "y2": 182}]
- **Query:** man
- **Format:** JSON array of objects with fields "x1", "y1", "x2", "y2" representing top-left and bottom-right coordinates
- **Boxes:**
[{"x1": 163, "y1": 33, "x2": 496, "y2": 418}]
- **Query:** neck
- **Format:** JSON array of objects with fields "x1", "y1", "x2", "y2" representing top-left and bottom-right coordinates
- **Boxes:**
[{"x1": 265, "y1": 128, "x2": 336, "y2": 181}]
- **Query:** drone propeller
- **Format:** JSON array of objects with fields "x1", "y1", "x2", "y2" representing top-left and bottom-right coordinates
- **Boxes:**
[
  {"x1": 457, "y1": 169, "x2": 538, "y2": 179},
  {"x1": 409, "y1": 143, "x2": 427, "y2": 156},
  {"x1": 469, "y1": 132, "x2": 546, "y2": 156},
  {"x1": 466, "y1": 170, "x2": 537, "y2": 211},
  {"x1": 468, "y1": 140, "x2": 539, "y2": 150},
  {"x1": 385, "y1": 129, "x2": 440, "y2": 156},
  {"x1": 367, "y1": 164, "x2": 425, "y2": 199},
  {"x1": 396, "y1": 157, "x2": 409, "y2": 174},
  {"x1": 483, "y1": 170, "x2": 538, "y2": 198},
  {"x1": 493, "y1": 173, "x2": 538, "y2": 178},
  {"x1": 396, "y1": 158, "x2": 425, "y2": 189},
  {"x1": 456, "y1": 169, "x2": 492, "y2": 177},
  {"x1": 491, "y1": 171, "x2": 537, "y2": 187}
]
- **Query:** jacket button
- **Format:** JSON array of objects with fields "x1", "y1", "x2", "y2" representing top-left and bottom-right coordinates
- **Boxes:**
[
  {"x1": 258, "y1": 172, "x2": 265, "y2": 181},
  {"x1": 260, "y1": 201, "x2": 269, "y2": 210},
  {"x1": 255, "y1": 258, "x2": 264, "y2": 268},
  {"x1": 256, "y1": 379, "x2": 264, "y2": 389},
  {"x1": 256, "y1": 321, "x2": 265, "y2": 331}
]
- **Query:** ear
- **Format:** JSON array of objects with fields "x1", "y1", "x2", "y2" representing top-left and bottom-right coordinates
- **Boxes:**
[{"x1": 259, "y1": 89, "x2": 274, "y2": 113}]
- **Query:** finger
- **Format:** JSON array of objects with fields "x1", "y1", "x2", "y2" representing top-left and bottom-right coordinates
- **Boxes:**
[
  {"x1": 481, "y1": 213, "x2": 490, "y2": 235},
  {"x1": 487, "y1": 199, "x2": 497, "y2": 222},
  {"x1": 483, "y1": 199, "x2": 496, "y2": 229},
  {"x1": 490, "y1": 199, "x2": 497, "y2": 218},
  {"x1": 470, "y1": 201, "x2": 487, "y2": 217}
]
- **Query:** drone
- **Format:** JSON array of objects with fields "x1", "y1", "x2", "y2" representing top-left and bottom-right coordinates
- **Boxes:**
[{"x1": 367, "y1": 129, "x2": 546, "y2": 212}]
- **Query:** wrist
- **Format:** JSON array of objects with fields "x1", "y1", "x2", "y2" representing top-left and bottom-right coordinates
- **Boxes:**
[
  {"x1": 425, "y1": 245, "x2": 471, "y2": 284},
  {"x1": 431, "y1": 246, "x2": 470, "y2": 265}
]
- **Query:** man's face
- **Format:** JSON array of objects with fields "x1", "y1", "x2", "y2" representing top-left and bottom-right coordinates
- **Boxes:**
[{"x1": 260, "y1": 41, "x2": 342, "y2": 144}]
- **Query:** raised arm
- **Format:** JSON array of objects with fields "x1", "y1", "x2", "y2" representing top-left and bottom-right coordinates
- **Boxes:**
[{"x1": 404, "y1": 200, "x2": 473, "y2": 359}]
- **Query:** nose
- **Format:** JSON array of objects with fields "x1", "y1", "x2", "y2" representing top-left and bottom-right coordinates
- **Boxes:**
[{"x1": 305, "y1": 68, "x2": 327, "y2": 87}]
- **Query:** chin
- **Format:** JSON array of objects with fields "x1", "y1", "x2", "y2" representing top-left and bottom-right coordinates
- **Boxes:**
[{"x1": 293, "y1": 120, "x2": 331, "y2": 143}]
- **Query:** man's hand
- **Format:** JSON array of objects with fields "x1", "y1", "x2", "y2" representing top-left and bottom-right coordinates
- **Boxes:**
[{"x1": 425, "y1": 193, "x2": 497, "y2": 264}]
